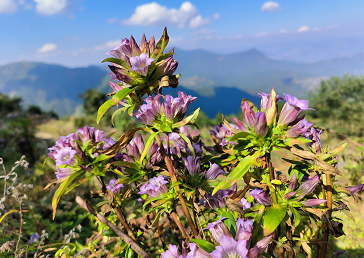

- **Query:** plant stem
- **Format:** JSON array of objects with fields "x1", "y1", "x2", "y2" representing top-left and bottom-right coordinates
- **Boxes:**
[
  {"x1": 266, "y1": 153, "x2": 284, "y2": 258},
  {"x1": 320, "y1": 174, "x2": 332, "y2": 258},
  {"x1": 155, "y1": 134, "x2": 199, "y2": 238},
  {"x1": 76, "y1": 196, "x2": 152, "y2": 258},
  {"x1": 114, "y1": 207, "x2": 137, "y2": 241},
  {"x1": 170, "y1": 211, "x2": 188, "y2": 238}
]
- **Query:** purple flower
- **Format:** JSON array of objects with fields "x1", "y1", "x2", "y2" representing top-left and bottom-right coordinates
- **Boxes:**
[
  {"x1": 301, "y1": 199, "x2": 328, "y2": 206},
  {"x1": 138, "y1": 175, "x2": 168, "y2": 198},
  {"x1": 333, "y1": 250, "x2": 346, "y2": 257},
  {"x1": 153, "y1": 51, "x2": 178, "y2": 78},
  {"x1": 129, "y1": 53, "x2": 155, "y2": 76},
  {"x1": 106, "y1": 38, "x2": 133, "y2": 60},
  {"x1": 304, "y1": 128, "x2": 323, "y2": 154},
  {"x1": 106, "y1": 179, "x2": 124, "y2": 194},
  {"x1": 161, "y1": 244, "x2": 184, "y2": 258},
  {"x1": 239, "y1": 197, "x2": 252, "y2": 210},
  {"x1": 183, "y1": 156, "x2": 201, "y2": 176},
  {"x1": 288, "y1": 172, "x2": 297, "y2": 191},
  {"x1": 296, "y1": 175, "x2": 320, "y2": 200},
  {"x1": 126, "y1": 133, "x2": 145, "y2": 160},
  {"x1": 255, "y1": 234, "x2": 273, "y2": 254},
  {"x1": 205, "y1": 216, "x2": 232, "y2": 243},
  {"x1": 235, "y1": 218, "x2": 253, "y2": 245},
  {"x1": 254, "y1": 112, "x2": 268, "y2": 137},
  {"x1": 199, "y1": 186, "x2": 236, "y2": 209},
  {"x1": 54, "y1": 147, "x2": 77, "y2": 167},
  {"x1": 257, "y1": 92, "x2": 283, "y2": 112},
  {"x1": 211, "y1": 235, "x2": 249, "y2": 258},
  {"x1": 250, "y1": 189, "x2": 273, "y2": 206},
  {"x1": 185, "y1": 242, "x2": 212, "y2": 258},
  {"x1": 29, "y1": 233, "x2": 40, "y2": 243},
  {"x1": 241, "y1": 101, "x2": 256, "y2": 128},
  {"x1": 232, "y1": 117, "x2": 249, "y2": 132},
  {"x1": 284, "y1": 192, "x2": 296, "y2": 200},
  {"x1": 278, "y1": 94, "x2": 313, "y2": 126},
  {"x1": 135, "y1": 92, "x2": 196, "y2": 125},
  {"x1": 56, "y1": 167, "x2": 75, "y2": 183},
  {"x1": 210, "y1": 124, "x2": 237, "y2": 147},
  {"x1": 205, "y1": 163, "x2": 226, "y2": 179},
  {"x1": 286, "y1": 119, "x2": 313, "y2": 138},
  {"x1": 347, "y1": 184, "x2": 364, "y2": 195}
]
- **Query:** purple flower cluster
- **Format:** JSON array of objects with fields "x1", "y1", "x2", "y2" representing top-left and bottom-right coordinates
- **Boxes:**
[
  {"x1": 198, "y1": 185, "x2": 236, "y2": 209},
  {"x1": 250, "y1": 189, "x2": 273, "y2": 206},
  {"x1": 106, "y1": 34, "x2": 177, "y2": 84},
  {"x1": 304, "y1": 127, "x2": 323, "y2": 154},
  {"x1": 210, "y1": 123, "x2": 239, "y2": 147},
  {"x1": 138, "y1": 175, "x2": 168, "y2": 198},
  {"x1": 161, "y1": 242, "x2": 210, "y2": 258},
  {"x1": 48, "y1": 126, "x2": 115, "y2": 183},
  {"x1": 204, "y1": 216, "x2": 273, "y2": 258},
  {"x1": 134, "y1": 92, "x2": 197, "y2": 125}
]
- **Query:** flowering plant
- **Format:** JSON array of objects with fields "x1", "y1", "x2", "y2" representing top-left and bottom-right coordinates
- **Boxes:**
[{"x1": 43, "y1": 28, "x2": 362, "y2": 258}]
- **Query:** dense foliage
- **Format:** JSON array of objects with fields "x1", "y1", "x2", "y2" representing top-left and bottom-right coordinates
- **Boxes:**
[{"x1": 1, "y1": 29, "x2": 363, "y2": 258}]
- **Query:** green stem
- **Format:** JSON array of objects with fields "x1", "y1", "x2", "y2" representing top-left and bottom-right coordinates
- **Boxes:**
[
  {"x1": 155, "y1": 134, "x2": 199, "y2": 238},
  {"x1": 320, "y1": 174, "x2": 332, "y2": 258}
]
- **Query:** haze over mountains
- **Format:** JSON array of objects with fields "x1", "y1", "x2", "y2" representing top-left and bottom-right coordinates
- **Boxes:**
[{"x1": 1, "y1": 48, "x2": 364, "y2": 117}]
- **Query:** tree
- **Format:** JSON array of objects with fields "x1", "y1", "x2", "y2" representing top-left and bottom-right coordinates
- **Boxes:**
[
  {"x1": 81, "y1": 89, "x2": 108, "y2": 116},
  {"x1": 309, "y1": 74, "x2": 364, "y2": 137}
]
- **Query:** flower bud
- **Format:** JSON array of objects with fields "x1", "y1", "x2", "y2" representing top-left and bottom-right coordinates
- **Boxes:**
[
  {"x1": 242, "y1": 101, "x2": 256, "y2": 128},
  {"x1": 204, "y1": 216, "x2": 232, "y2": 244},
  {"x1": 284, "y1": 192, "x2": 296, "y2": 200},
  {"x1": 256, "y1": 234, "x2": 273, "y2": 254},
  {"x1": 265, "y1": 88, "x2": 277, "y2": 126},
  {"x1": 347, "y1": 184, "x2": 364, "y2": 195},
  {"x1": 232, "y1": 117, "x2": 249, "y2": 132},
  {"x1": 286, "y1": 119, "x2": 313, "y2": 138},
  {"x1": 254, "y1": 112, "x2": 268, "y2": 137},
  {"x1": 296, "y1": 175, "x2": 320, "y2": 200},
  {"x1": 250, "y1": 189, "x2": 272, "y2": 206},
  {"x1": 288, "y1": 172, "x2": 297, "y2": 191},
  {"x1": 301, "y1": 199, "x2": 328, "y2": 206}
]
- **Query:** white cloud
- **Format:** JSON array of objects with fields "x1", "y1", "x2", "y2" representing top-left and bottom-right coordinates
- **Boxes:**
[
  {"x1": 261, "y1": 2, "x2": 281, "y2": 12},
  {"x1": 298, "y1": 25, "x2": 309, "y2": 32},
  {"x1": 0, "y1": 0, "x2": 17, "y2": 13},
  {"x1": 122, "y1": 1, "x2": 210, "y2": 28},
  {"x1": 94, "y1": 40, "x2": 120, "y2": 51},
  {"x1": 38, "y1": 43, "x2": 58, "y2": 53},
  {"x1": 189, "y1": 15, "x2": 209, "y2": 28},
  {"x1": 108, "y1": 18, "x2": 118, "y2": 24},
  {"x1": 34, "y1": 0, "x2": 67, "y2": 15},
  {"x1": 213, "y1": 13, "x2": 220, "y2": 19}
]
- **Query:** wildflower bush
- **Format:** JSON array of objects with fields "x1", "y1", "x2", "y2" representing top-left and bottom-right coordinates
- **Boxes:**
[{"x1": 1, "y1": 28, "x2": 363, "y2": 258}]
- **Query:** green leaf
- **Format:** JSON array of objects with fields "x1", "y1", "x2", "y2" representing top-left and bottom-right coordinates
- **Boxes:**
[
  {"x1": 291, "y1": 207, "x2": 301, "y2": 228},
  {"x1": 111, "y1": 106, "x2": 128, "y2": 125},
  {"x1": 221, "y1": 211, "x2": 237, "y2": 237},
  {"x1": 93, "y1": 154, "x2": 111, "y2": 163},
  {"x1": 65, "y1": 173, "x2": 92, "y2": 194},
  {"x1": 190, "y1": 239, "x2": 215, "y2": 253},
  {"x1": 151, "y1": 210, "x2": 164, "y2": 227},
  {"x1": 227, "y1": 132, "x2": 252, "y2": 143},
  {"x1": 329, "y1": 142, "x2": 348, "y2": 155},
  {"x1": 52, "y1": 171, "x2": 82, "y2": 219},
  {"x1": 212, "y1": 152, "x2": 259, "y2": 195},
  {"x1": 179, "y1": 133, "x2": 195, "y2": 158},
  {"x1": 97, "y1": 87, "x2": 134, "y2": 124},
  {"x1": 139, "y1": 131, "x2": 159, "y2": 163},
  {"x1": 101, "y1": 57, "x2": 128, "y2": 69},
  {"x1": 263, "y1": 204, "x2": 287, "y2": 235}
]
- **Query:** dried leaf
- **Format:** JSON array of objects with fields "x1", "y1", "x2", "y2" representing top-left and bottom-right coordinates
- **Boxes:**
[
  {"x1": 43, "y1": 179, "x2": 58, "y2": 190},
  {"x1": 101, "y1": 204, "x2": 112, "y2": 217},
  {"x1": 287, "y1": 147, "x2": 342, "y2": 176},
  {"x1": 222, "y1": 114, "x2": 237, "y2": 134},
  {"x1": 226, "y1": 198, "x2": 245, "y2": 216},
  {"x1": 100, "y1": 128, "x2": 143, "y2": 156}
]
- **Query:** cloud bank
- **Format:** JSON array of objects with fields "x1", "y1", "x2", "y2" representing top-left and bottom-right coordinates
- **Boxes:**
[
  {"x1": 261, "y1": 2, "x2": 282, "y2": 12},
  {"x1": 122, "y1": 1, "x2": 210, "y2": 28}
]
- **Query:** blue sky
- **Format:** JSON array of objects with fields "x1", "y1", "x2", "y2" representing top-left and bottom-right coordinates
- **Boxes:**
[{"x1": 1, "y1": 0, "x2": 364, "y2": 67}]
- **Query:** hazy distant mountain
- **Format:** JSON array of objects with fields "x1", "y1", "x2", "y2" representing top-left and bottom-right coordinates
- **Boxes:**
[{"x1": 1, "y1": 48, "x2": 364, "y2": 117}]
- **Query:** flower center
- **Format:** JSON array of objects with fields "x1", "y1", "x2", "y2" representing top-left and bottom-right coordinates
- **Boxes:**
[{"x1": 223, "y1": 251, "x2": 241, "y2": 258}]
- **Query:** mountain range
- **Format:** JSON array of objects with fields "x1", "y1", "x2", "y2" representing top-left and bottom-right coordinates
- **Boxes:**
[{"x1": 1, "y1": 48, "x2": 364, "y2": 117}]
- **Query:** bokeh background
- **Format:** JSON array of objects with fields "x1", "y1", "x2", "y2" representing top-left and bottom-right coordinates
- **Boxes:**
[{"x1": 1, "y1": 0, "x2": 364, "y2": 257}]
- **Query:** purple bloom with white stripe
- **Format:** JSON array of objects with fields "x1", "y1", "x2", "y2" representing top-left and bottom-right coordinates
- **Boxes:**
[
  {"x1": 278, "y1": 94, "x2": 313, "y2": 127},
  {"x1": 138, "y1": 175, "x2": 168, "y2": 198},
  {"x1": 250, "y1": 189, "x2": 273, "y2": 206},
  {"x1": 130, "y1": 53, "x2": 155, "y2": 76},
  {"x1": 106, "y1": 179, "x2": 124, "y2": 194}
]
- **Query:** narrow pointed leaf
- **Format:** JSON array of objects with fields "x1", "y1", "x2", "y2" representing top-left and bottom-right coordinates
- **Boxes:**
[
  {"x1": 212, "y1": 152, "x2": 259, "y2": 195},
  {"x1": 291, "y1": 207, "x2": 301, "y2": 228},
  {"x1": 263, "y1": 204, "x2": 287, "y2": 235},
  {"x1": 139, "y1": 132, "x2": 159, "y2": 163},
  {"x1": 101, "y1": 58, "x2": 128, "y2": 69},
  {"x1": 52, "y1": 171, "x2": 82, "y2": 219},
  {"x1": 329, "y1": 142, "x2": 348, "y2": 155},
  {"x1": 190, "y1": 239, "x2": 216, "y2": 253},
  {"x1": 178, "y1": 133, "x2": 195, "y2": 158}
]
